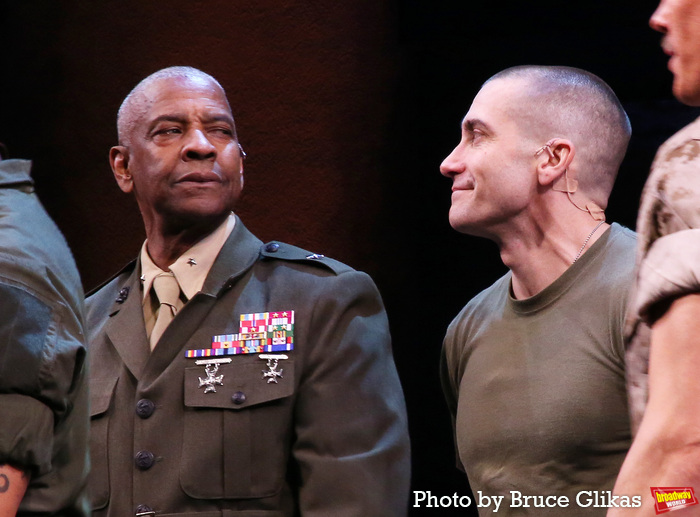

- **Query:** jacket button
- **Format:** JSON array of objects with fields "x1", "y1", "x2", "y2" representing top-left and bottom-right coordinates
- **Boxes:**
[
  {"x1": 134, "y1": 450, "x2": 155, "y2": 470},
  {"x1": 232, "y1": 391, "x2": 246, "y2": 405},
  {"x1": 264, "y1": 242, "x2": 280, "y2": 253},
  {"x1": 135, "y1": 399, "x2": 156, "y2": 419},
  {"x1": 135, "y1": 504, "x2": 155, "y2": 516}
]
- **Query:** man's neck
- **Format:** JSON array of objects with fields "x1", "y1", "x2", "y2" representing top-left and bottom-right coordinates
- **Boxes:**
[
  {"x1": 495, "y1": 216, "x2": 610, "y2": 300},
  {"x1": 145, "y1": 215, "x2": 228, "y2": 270}
]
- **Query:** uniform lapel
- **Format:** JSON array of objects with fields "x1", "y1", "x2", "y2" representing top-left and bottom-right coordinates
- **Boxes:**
[
  {"x1": 104, "y1": 267, "x2": 150, "y2": 381},
  {"x1": 201, "y1": 215, "x2": 264, "y2": 297}
]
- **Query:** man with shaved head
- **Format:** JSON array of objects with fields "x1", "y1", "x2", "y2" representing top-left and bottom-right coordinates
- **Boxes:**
[
  {"x1": 440, "y1": 65, "x2": 636, "y2": 514},
  {"x1": 86, "y1": 66, "x2": 410, "y2": 516}
]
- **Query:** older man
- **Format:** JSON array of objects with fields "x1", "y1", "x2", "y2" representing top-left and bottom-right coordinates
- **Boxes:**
[
  {"x1": 0, "y1": 147, "x2": 89, "y2": 515},
  {"x1": 440, "y1": 66, "x2": 636, "y2": 515},
  {"x1": 86, "y1": 66, "x2": 409, "y2": 516},
  {"x1": 610, "y1": 1, "x2": 700, "y2": 514}
]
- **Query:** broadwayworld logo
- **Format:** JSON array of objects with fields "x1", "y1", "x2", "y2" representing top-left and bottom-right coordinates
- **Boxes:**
[{"x1": 651, "y1": 487, "x2": 699, "y2": 514}]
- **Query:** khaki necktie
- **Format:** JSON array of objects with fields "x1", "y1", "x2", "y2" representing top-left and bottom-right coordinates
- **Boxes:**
[{"x1": 150, "y1": 272, "x2": 181, "y2": 349}]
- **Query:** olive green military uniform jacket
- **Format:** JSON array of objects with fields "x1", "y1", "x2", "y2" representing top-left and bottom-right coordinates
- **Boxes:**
[
  {"x1": 86, "y1": 217, "x2": 410, "y2": 517},
  {"x1": 0, "y1": 159, "x2": 89, "y2": 516}
]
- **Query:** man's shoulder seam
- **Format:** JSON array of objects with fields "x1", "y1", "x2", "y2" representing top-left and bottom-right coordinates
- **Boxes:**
[{"x1": 258, "y1": 241, "x2": 354, "y2": 276}]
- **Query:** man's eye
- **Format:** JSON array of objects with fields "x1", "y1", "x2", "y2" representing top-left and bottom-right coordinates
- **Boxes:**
[
  {"x1": 154, "y1": 128, "x2": 181, "y2": 136},
  {"x1": 211, "y1": 127, "x2": 233, "y2": 136},
  {"x1": 470, "y1": 130, "x2": 484, "y2": 143}
]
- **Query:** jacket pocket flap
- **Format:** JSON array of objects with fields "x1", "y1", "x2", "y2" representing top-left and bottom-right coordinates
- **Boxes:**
[{"x1": 184, "y1": 360, "x2": 294, "y2": 410}]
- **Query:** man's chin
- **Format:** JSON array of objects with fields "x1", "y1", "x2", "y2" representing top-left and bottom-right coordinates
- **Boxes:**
[
  {"x1": 449, "y1": 216, "x2": 478, "y2": 235},
  {"x1": 161, "y1": 206, "x2": 232, "y2": 234},
  {"x1": 673, "y1": 79, "x2": 700, "y2": 106},
  {"x1": 449, "y1": 213, "x2": 497, "y2": 240}
]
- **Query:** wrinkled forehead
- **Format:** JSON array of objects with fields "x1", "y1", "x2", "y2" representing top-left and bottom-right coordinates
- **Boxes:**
[
  {"x1": 142, "y1": 76, "x2": 232, "y2": 116},
  {"x1": 119, "y1": 77, "x2": 232, "y2": 137}
]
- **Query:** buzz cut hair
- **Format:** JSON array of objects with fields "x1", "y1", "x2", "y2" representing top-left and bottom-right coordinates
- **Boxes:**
[
  {"x1": 485, "y1": 65, "x2": 631, "y2": 206},
  {"x1": 116, "y1": 66, "x2": 233, "y2": 146}
]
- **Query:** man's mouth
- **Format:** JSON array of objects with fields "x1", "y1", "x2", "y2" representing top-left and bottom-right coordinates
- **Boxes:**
[
  {"x1": 177, "y1": 171, "x2": 222, "y2": 183},
  {"x1": 453, "y1": 180, "x2": 475, "y2": 191}
]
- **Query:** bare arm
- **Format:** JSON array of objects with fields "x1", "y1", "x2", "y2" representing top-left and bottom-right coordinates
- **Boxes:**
[
  {"x1": 0, "y1": 464, "x2": 28, "y2": 516},
  {"x1": 609, "y1": 293, "x2": 700, "y2": 515}
]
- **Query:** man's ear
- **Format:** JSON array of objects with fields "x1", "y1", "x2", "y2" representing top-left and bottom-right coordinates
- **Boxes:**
[
  {"x1": 109, "y1": 146, "x2": 134, "y2": 193},
  {"x1": 535, "y1": 138, "x2": 576, "y2": 189}
]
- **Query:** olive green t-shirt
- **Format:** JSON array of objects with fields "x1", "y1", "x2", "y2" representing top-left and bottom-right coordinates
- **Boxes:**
[{"x1": 442, "y1": 224, "x2": 636, "y2": 515}]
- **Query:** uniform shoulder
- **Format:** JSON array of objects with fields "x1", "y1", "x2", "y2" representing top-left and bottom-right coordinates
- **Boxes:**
[
  {"x1": 259, "y1": 241, "x2": 354, "y2": 276},
  {"x1": 86, "y1": 260, "x2": 136, "y2": 306}
]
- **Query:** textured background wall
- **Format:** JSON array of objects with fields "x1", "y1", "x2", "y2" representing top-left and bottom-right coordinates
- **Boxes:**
[{"x1": 1, "y1": 1, "x2": 699, "y2": 515}]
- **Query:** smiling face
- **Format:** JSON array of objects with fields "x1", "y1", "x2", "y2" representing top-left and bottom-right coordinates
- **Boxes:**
[
  {"x1": 651, "y1": 0, "x2": 700, "y2": 105},
  {"x1": 110, "y1": 75, "x2": 244, "y2": 235},
  {"x1": 440, "y1": 78, "x2": 539, "y2": 238}
]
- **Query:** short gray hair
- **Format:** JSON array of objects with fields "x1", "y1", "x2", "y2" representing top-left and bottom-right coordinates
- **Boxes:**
[{"x1": 116, "y1": 66, "x2": 231, "y2": 146}]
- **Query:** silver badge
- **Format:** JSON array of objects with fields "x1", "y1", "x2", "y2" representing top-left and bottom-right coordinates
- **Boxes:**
[
  {"x1": 195, "y1": 358, "x2": 231, "y2": 393},
  {"x1": 260, "y1": 353, "x2": 288, "y2": 383}
]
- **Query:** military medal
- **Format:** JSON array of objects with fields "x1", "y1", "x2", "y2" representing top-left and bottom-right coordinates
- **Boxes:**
[
  {"x1": 260, "y1": 354, "x2": 287, "y2": 383},
  {"x1": 198, "y1": 364, "x2": 223, "y2": 393},
  {"x1": 194, "y1": 357, "x2": 231, "y2": 394},
  {"x1": 186, "y1": 311, "x2": 294, "y2": 389}
]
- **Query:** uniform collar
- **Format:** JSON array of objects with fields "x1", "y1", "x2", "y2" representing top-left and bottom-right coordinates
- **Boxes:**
[{"x1": 140, "y1": 213, "x2": 236, "y2": 301}]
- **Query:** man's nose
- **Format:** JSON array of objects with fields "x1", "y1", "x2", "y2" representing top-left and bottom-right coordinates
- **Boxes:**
[
  {"x1": 649, "y1": 0, "x2": 669, "y2": 34},
  {"x1": 440, "y1": 147, "x2": 465, "y2": 178},
  {"x1": 182, "y1": 129, "x2": 216, "y2": 160}
]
